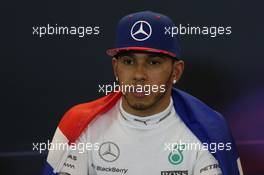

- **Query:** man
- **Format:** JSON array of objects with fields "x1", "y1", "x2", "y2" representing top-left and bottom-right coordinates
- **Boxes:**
[{"x1": 43, "y1": 11, "x2": 243, "y2": 175}]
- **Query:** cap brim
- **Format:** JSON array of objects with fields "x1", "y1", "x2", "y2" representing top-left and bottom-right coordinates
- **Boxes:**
[{"x1": 106, "y1": 47, "x2": 176, "y2": 58}]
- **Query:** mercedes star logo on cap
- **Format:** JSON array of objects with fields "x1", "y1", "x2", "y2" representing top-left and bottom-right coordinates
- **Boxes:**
[{"x1": 130, "y1": 20, "x2": 152, "y2": 41}]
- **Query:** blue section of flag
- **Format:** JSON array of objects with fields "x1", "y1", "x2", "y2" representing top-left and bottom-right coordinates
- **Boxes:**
[
  {"x1": 43, "y1": 162, "x2": 58, "y2": 175},
  {"x1": 172, "y1": 88, "x2": 240, "y2": 175}
]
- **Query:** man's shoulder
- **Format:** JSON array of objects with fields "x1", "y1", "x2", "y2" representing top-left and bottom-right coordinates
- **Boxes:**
[{"x1": 58, "y1": 92, "x2": 122, "y2": 143}]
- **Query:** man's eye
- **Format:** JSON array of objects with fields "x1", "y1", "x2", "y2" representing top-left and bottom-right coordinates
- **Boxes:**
[
  {"x1": 122, "y1": 59, "x2": 134, "y2": 65},
  {"x1": 149, "y1": 60, "x2": 161, "y2": 65}
]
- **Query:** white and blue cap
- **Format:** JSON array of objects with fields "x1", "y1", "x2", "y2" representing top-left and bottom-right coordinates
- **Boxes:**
[{"x1": 107, "y1": 11, "x2": 181, "y2": 58}]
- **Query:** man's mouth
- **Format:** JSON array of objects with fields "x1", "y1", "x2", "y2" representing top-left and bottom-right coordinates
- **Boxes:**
[{"x1": 132, "y1": 91, "x2": 147, "y2": 98}]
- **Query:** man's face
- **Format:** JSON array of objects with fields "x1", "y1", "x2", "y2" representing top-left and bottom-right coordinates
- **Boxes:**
[{"x1": 112, "y1": 51, "x2": 184, "y2": 112}]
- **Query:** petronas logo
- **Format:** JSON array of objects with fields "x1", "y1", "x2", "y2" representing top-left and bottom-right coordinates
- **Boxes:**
[{"x1": 168, "y1": 144, "x2": 185, "y2": 165}]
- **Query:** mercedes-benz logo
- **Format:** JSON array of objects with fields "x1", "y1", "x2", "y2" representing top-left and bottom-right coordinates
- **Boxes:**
[
  {"x1": 99, "y1": 142, "x2": 120, "y2": 162},
  {"x1": 130, "y1": 20, "x2": 152, "y2": 41}
]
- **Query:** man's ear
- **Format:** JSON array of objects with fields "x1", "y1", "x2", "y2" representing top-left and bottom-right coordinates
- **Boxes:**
[
  {"x1": 112, "y1": 57, "x2": 118, "y2": 78},
  {"x1": 172, "y1": 60, "x2": 184, "y2": 82}
]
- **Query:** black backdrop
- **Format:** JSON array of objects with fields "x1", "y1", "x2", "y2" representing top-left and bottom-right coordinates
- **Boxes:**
[{"x1": 2, "y1": 0, "x2": 264, "y2": 174}]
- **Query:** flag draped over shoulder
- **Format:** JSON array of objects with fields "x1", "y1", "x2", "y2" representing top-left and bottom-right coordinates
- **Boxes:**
[{"x1": 43, "y1": 88, "x2": 243, "y2": 175}]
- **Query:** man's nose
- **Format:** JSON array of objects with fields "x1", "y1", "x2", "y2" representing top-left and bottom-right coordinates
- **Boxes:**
[{"x1": 133, "y1": 64, "x2": 147, "y2": 82}]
